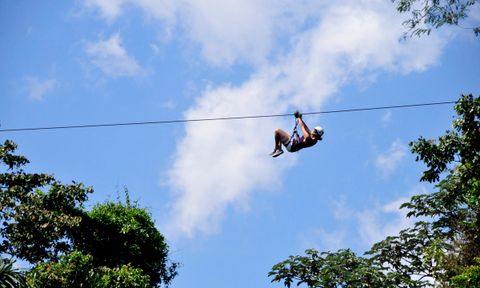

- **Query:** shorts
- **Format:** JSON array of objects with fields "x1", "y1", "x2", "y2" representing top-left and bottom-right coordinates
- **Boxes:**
[{"x1": 283, "y1": 138, "x2": 295, "y2": 152}]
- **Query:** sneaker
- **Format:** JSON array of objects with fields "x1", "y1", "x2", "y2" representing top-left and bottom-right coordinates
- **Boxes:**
[
  {"x1": 269, "y1": 148, "x2": 279, "y2": 156},
  {"x1": 270, "y1": 148, "x2": 284, "y2": 158}
]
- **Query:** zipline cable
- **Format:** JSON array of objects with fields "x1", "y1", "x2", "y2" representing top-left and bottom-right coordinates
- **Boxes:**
[{"x1": 0, "y1": 100, "x2": 457, "y2": 133}]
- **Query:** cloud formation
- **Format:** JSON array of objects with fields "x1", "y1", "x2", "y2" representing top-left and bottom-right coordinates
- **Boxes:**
[
  {"x1": 303, "y1": 227, "x2": 348, "y2": 252},
  {"x1": 25, "y1": 77, "x2": 58, "y2": 101},
  {"x1": 84, "y1": 0, "x2": 317, "y2": 67},
  {"x1": 375, "y1": 139, "x2": 408, "y2": 176},
  {"x1": 356, "y1": 186, "x2": 429, "y2": 246},
  {"x1": 381, "y1": 110, "x2": 392, "y2": 126},
  {"x1": 165, "y1": 80, "x2": 296, "y2": 237},
  {"x1": 356, "y1": 197, "x2": 412, "y2": 245},
  {"x1": 84, "y1": 0, "x2": 127, "y2": 21},
  {"x1": 314, "y1": 187, "x2": 427, "y2": 250},
  {"x1": 84, "y1": 0, "x2": 446, "y2": 237},
  {"x1": 165, "y1": 1, "x2": 445, "y2": 237},
  {"x1": 85, "y1": 34, "x2": 143, "y2": 77}
]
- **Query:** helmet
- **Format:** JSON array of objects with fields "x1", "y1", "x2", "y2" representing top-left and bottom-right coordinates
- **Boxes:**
[{"x1": 313, "y1": 126, "x2": 324, "y2": 139}]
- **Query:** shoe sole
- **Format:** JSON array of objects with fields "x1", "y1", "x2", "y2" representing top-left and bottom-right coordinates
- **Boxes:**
[{"x1": 272, "y1": 151, "x2": 284, "y2": 158}]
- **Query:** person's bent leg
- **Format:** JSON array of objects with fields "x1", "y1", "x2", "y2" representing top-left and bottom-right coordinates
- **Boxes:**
[
  {"x1": 274, "y1": 128, "x2": 291, "y2": 148},
  {"x1": 271, "y1": 128, "x2": 290, "y2": 157}
]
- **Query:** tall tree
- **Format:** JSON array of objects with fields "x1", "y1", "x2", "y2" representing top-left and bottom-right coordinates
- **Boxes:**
[
  {"x1": 73, "y1": 201, "x2": 178, "y2": 287},
  {"x1": 0, "y1": 140, "x2": 91, "y2": 263},
  {"x1": 369, "y1": 94, "x2": 480, "y2": 285},
  {"x1": 269, "y1": 249, "x2": 398, "y2": 288},
  {"x1": 0, "y1": 141, "x2": 178, "y2": 287}
]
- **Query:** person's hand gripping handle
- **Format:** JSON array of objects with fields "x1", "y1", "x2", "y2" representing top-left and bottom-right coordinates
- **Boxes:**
[{"x1": 293, "y1": 110, "x2": 302, "y2": 119}]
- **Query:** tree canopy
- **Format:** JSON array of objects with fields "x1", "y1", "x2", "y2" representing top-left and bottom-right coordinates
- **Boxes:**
[
  {"x1": 269, "y1": 249, "x2": 398, "y2": 288},
  {"x1": 73, "y1": 201, "x2": 178, "y2": 286},
  {"x1": 0, "y1": 140, "x2": 178, "y2": 287},
  {"x1": 0, "y1": 140, "x2": 90, "y2": 263}
]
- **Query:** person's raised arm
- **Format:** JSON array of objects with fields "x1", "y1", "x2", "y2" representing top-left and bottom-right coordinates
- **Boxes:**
[{"x1": 297, "y1": 116, "x2": 313, "y2": 140}]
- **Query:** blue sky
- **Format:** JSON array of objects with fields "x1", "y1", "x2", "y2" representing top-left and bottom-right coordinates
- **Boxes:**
[{"x1": 1, "y1": 0, "x2": 479, "y2": 287}]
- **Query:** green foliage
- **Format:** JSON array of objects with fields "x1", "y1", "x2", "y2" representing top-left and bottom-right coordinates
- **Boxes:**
[
  {"x1": 27, "y1": 251, "x2": 151, "y2": 288},
  {"x1": 368, "y1": 95, "x2": 480, "y2": 285},
  {"x1": 393, "y1": 0, "x2": 479, "y2": 37},
  {"x1": 27, "y1": 251, "x2": 94, "y2": 288},
  {"x1": 269, "y1": 249, "x2": 396, "y2": 287},
  {"x1": 92, "y1": 264, "x2": 150, "y2": 288},
  {"x1": 450, "y1": 257, "x2": 480, "y2": 287},
  {"x1": 1, "y1": 140, "x2": 178, "y2": 287},
  {"x1": 74, "y1": 202, "x2": 178, "y2": 287},
  {"x1": 367, "y1": 222, "x2": 445, "y2": 286},
  {"x1": 0, "y1": 140, "x2": 92, "y2": 262},
  {"x1": 0, "y1": 258, "x2": 27, "y2": 288}
]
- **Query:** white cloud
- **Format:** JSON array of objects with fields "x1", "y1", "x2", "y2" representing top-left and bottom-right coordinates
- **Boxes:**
[
  {"x1": 160, "y1": 99, "x2": 176, "y2": 109},
  {"x1": 84, "y1": 0, "x2": 127, "y2": 21},
  {"x1": 303, "y1": 228, "x2": 348, "y2": 252},
  {"x1": 178, "y1": 0, "x2": 291, "y2": 67},
  {"x1": 85, "y1": 34, "x2": 143, "y2": 77},
  {"x1": 84, "y1": 0, "x2": 445, "y2": 68},
  {"x1": 150, "y1": 43, "x2": 160, "y2": 55},
  {"x1": 355, "y1": 186, "x2": 429, "y2": 246},
  {"x1": 83, "y1": 0, "x2": 447, "y2": 237},
  {"x1": 356, "y1": 198, "x2": 410, "y2": 245},
  {"x1": 164, "y1": 1, "x2": 446, "y2": 238},
  {"x1": 312, "y1": 189, "x2": 427, "y2": 250},
  {"x1": 83, "y1": 0, "x2": 317, "y2": 66},
  {"x1": 165, "y1": 80, "x2": 296, "y2": 237},
  {"x1": 375, "y1": 139, "x2": 408, "y2": 176},
  {"x1": 25, "y1": 77, "x2": 58, "y2": 101},
  {"x1": 330, "y1": 196, "x2": 354, "y2": 221},
  {"x1": 381, "y1": 110, "x2": 392, "y2": 125}
]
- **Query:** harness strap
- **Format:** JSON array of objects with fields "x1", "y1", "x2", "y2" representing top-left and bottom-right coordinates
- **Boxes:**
[{"x1": 289, "y1": 119, "x2": 299, "y2": 142}]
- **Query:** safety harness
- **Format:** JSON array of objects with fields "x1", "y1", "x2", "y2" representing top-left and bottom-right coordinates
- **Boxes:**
[{"x1": 289, "y1": 118, "x2": 300, "y2": 143}]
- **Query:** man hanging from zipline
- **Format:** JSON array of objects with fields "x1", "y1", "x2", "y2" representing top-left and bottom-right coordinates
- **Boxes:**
[{"x1": 270, "y1": 111, "x2": 324, "y2": 158}]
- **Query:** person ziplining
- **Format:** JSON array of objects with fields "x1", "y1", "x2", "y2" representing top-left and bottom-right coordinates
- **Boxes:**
[{"x1": 270, "y1": 111, "x2": 324, "y2": 158}]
